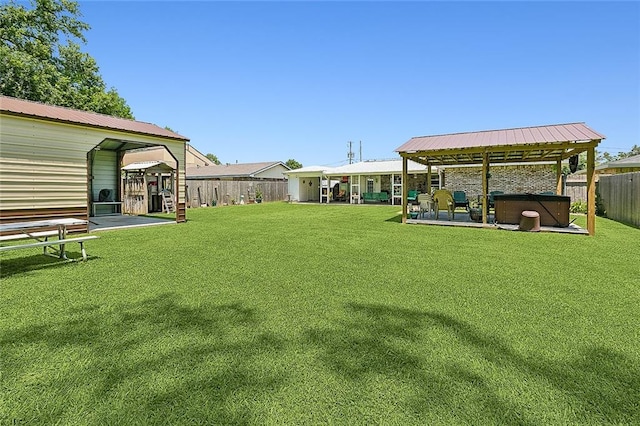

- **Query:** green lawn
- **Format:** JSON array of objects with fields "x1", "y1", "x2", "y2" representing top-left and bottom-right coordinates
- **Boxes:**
[{"x1": 1, "y1": 203, "x2": 638, "y2": 425}]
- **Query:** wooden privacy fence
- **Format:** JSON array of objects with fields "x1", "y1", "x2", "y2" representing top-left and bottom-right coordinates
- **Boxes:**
[
  {"x1": 598, "y1": 172, "x2": 640, "y2": 228},
  {"x1": 565, "y1": 175, "x2": 587, "y2": 203},
  {"x1": 186, "y1": 180, "x2": 289, "y2": 207}
]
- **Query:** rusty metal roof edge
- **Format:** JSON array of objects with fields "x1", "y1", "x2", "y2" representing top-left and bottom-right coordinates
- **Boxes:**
[{"x1": 0, "y1": 95, "x2": 189, "y2": 141}]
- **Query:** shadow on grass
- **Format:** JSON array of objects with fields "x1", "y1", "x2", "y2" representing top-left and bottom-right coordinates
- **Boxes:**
[
  {"x1": 0, "y1": 252, "x2": 93, "y2": 279},
  {"x1": 2, "y1": 293, "x2": 286, "y2": 424},
  {"x1": 304, "y1": 303, "x2": 639, "y2": 424},
  {"x1": 384, "y1": 214, "x2": 403, "y2": 223}
]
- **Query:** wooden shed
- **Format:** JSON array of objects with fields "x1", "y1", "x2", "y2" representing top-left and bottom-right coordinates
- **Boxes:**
[
  {"x1": 122, "y1": 161, "x2": 177, "y2": 215},
  {"x1": 0, "y1": 96, "x2": 189, "y2": 231}
]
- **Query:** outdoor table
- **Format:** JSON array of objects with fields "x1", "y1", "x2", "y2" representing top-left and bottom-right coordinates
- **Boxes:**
[{"x1": 0, "y1": 218, "x2": 94, "y2": 260}]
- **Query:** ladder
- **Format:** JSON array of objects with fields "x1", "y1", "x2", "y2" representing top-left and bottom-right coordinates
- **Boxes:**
[{"x1": 161, "y1": 190, "x2": 175, "y2": 213}]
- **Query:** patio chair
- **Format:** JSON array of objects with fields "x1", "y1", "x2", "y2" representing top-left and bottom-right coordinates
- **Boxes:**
[
  {"x1": 417, "y1": 193, "x2": 435, "y2": 219},
  {"x1": 432, "y1": 189, "x2": 455, "y2": 220},
  {"x1": 453, "y1": 191, "x2": 470, "y2": 211},
  {"x1": 488, "y1": 191, "x2": 504, "y2": 209},
  {"x1": 407, "y1": 189, "x2": 419, "y2": 204}
]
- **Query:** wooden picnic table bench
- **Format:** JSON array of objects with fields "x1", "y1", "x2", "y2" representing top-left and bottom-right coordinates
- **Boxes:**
[{"x1": 0, "y1": 218, "x2": 98, "y2": 261}]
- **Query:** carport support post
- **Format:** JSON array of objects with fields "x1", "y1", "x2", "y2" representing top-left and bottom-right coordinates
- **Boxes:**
[
  {"x1": 587, "y1": 145, "x2": 596, "y2": 235},
  {"x1": 402, "y1": 155, "x2": 408, "y2": 223},
  {"x1": 482, "y1": 153, "x2": 489, "y2": 224}
]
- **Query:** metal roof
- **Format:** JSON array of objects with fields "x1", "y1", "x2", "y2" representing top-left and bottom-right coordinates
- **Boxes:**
[
  {"x1": 327, "y1": 159, "x2": 432, "y2": 175},
  {"x1": 122, "y1": 161, "x2": 175, "y2": 171},
  {"x1": 187, "y1": 161, "x2": 289, "y2": 179},
  {"x1": 284, "y1": 165, "x2": 330, "y2": 175},
  {"x1": 396, "y1": 122, "x2": 605, "y2": 166},
  {"x1": 0, "y1": 95, "x2": 189, "y2": 141},
  {"x1": 595, "y1": 153, "x2": 640, "y2": 170},
  {"x1": 285, "y1": 159, "x2": 434, "y2": 176}
]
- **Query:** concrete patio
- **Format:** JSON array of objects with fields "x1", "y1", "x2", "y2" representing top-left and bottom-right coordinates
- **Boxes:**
[
  {"x1": 406, "y1": 210, "x2": 588, "y2": 235},
  {"x1": 89, "y1": 214, "x2": 175, "y2": 232}
]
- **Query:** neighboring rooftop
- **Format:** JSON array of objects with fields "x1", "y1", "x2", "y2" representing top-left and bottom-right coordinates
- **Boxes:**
[
  {"x1": 187, "y1": 161, "x2": 289, "y2": 179},
  {"x1": 285, "y1": 159, "x2": 433, "y2": 176}
]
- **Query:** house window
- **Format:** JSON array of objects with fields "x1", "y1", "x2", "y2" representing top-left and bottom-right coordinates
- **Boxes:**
[{"x1": 367, "y1": 179, "x2": 374, "y2": 193}]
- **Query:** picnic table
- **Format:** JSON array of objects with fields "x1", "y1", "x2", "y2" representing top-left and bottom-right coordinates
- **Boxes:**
[{"x1": 0, "y1": 218, "x2": 98, "y2": 261}]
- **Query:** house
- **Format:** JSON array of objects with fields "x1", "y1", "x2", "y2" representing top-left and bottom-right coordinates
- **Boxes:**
[
  {"x1": 594, "y1": 154, "x2": 640, "y2": 175},
  {"x1": 285, "y1": 159, "x2": 438, "y2": 204},
  {"x1": 0, "y1": 96, "x2": 189, "y2": 230},
  {"x1": 565, "y1": 154, "x2": 640, "y2": 202},
  {"x1": 185, "y1": 161, "x2": 290, "y2": 206},
  {"x1": 123, "y1": 143, "x2": 211, "y2": 169}
]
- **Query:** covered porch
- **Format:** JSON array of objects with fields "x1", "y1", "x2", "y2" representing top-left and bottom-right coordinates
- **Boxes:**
[{"x1": 396, "y1": 122, "x2": 605, "y2": 235}]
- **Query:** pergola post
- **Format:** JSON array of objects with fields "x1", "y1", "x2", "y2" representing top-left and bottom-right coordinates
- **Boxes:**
[
  {"x1": 482, "y1": 152, "x2": 489, "y2": 224},
  {"x1": 427, "y1": 164, "x2": 432, "y2": 194},
  {"x1": 556, "y1": 158, "x2": 563, "y2": 195},
  {"x1": 402, "y1": 155, "x2": 408, "y2": 223},
  {"x1": 587, "y1": 145, "x2": 596, "y2": 235}
]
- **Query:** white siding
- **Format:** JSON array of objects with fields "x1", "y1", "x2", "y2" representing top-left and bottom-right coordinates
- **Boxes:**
[
  {"x1": 288, "y1": 178, "x2": 300, "y2": 202},
  {"x1": 255, "y1": 164, "x2": 289, "y2": 180}
]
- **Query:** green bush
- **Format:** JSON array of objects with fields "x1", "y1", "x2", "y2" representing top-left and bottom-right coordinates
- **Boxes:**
[{"x1": 570, "y1": 200, "x2": 587, "y2": 213}]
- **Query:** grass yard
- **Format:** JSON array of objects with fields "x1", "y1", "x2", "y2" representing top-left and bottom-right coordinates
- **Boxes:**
[{"x1": 1, "y1": 203, "x2": 639, "y2": 425}]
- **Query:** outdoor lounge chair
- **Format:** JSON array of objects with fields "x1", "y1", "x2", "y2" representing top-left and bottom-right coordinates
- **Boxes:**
[
  {"x1": 417, "y1": 193, "x2": 434, "y2": 219},
  {"x1": 453, "y1": 191, "x2": 470, "y2": 211},
  {"x1": 432, "y1": 189, "x2": 455, "y2": 220},
  {"x1": 407, "y1": 190, "x2": 419, "y2": 204}
]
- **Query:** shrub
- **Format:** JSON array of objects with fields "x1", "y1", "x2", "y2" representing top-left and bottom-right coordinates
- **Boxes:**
[{"x1": 570, "y1": 200, "x2": 587, "y2": 213}]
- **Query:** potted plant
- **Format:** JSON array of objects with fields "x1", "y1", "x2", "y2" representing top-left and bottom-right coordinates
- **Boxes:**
[
  {"x1": 469, "y1": 200, "x2": 482, "y2": 222},
  {"x1": 255, "y1": 188, "x2": 263, "y2": 203}
]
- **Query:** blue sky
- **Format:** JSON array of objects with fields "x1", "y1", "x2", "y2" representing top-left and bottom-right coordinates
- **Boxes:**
[{"x1": 79, "y1": 1, "x2": 639, "y2": 167}]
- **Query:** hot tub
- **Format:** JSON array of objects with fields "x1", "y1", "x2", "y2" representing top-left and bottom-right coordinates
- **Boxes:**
[{"x1": 493, "y1": 193, "x2": 571, "y2": 227}]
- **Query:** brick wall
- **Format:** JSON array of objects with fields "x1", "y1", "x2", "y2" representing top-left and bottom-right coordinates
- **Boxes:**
[{"x1": 444, "y1": 164, "x2": 557, "y2": 202}]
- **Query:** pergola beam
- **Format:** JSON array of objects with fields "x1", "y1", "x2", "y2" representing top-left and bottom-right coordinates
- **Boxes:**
[
  {"x1": 401, "y1": 155, "x2": 408, "y2": 223},
  {"x1": 587, "y1": 146, "x2": 596, "y2": 235},
  {"x1": 482, "y1": 153, "x2": 489, "y2": 224}
]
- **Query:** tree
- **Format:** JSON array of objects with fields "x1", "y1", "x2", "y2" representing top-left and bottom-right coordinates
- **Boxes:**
[
  {"x1": 205, "y1": 153, "x2": 221, "y2": 165},
  {"x1": 0, "y1": 0, "x2": 133, "y2": 118},
  {"x1": 598, "y1": 144, "x2": 640, "y2": 164},
  {"x1": 285, "y1": 159, "x2": 302, "y2": 170}
]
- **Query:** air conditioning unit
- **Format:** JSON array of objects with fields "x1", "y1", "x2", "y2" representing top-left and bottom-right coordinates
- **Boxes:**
[{"x1": 98, "y1": 188, "x2": 114, "y2": 202}]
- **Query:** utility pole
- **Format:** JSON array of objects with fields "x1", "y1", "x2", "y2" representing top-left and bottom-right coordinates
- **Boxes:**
[
  {"x1": 347, "y1": 141, "x2": 355, "y2": 164},
  {"x1": 359, "y1": 141, "x2": 362, "y2": 162}
]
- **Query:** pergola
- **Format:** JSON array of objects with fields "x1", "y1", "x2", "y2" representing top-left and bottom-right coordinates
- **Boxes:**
[{"x1": 395, "y1": 122, "x2": 605, "y2": 235}]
